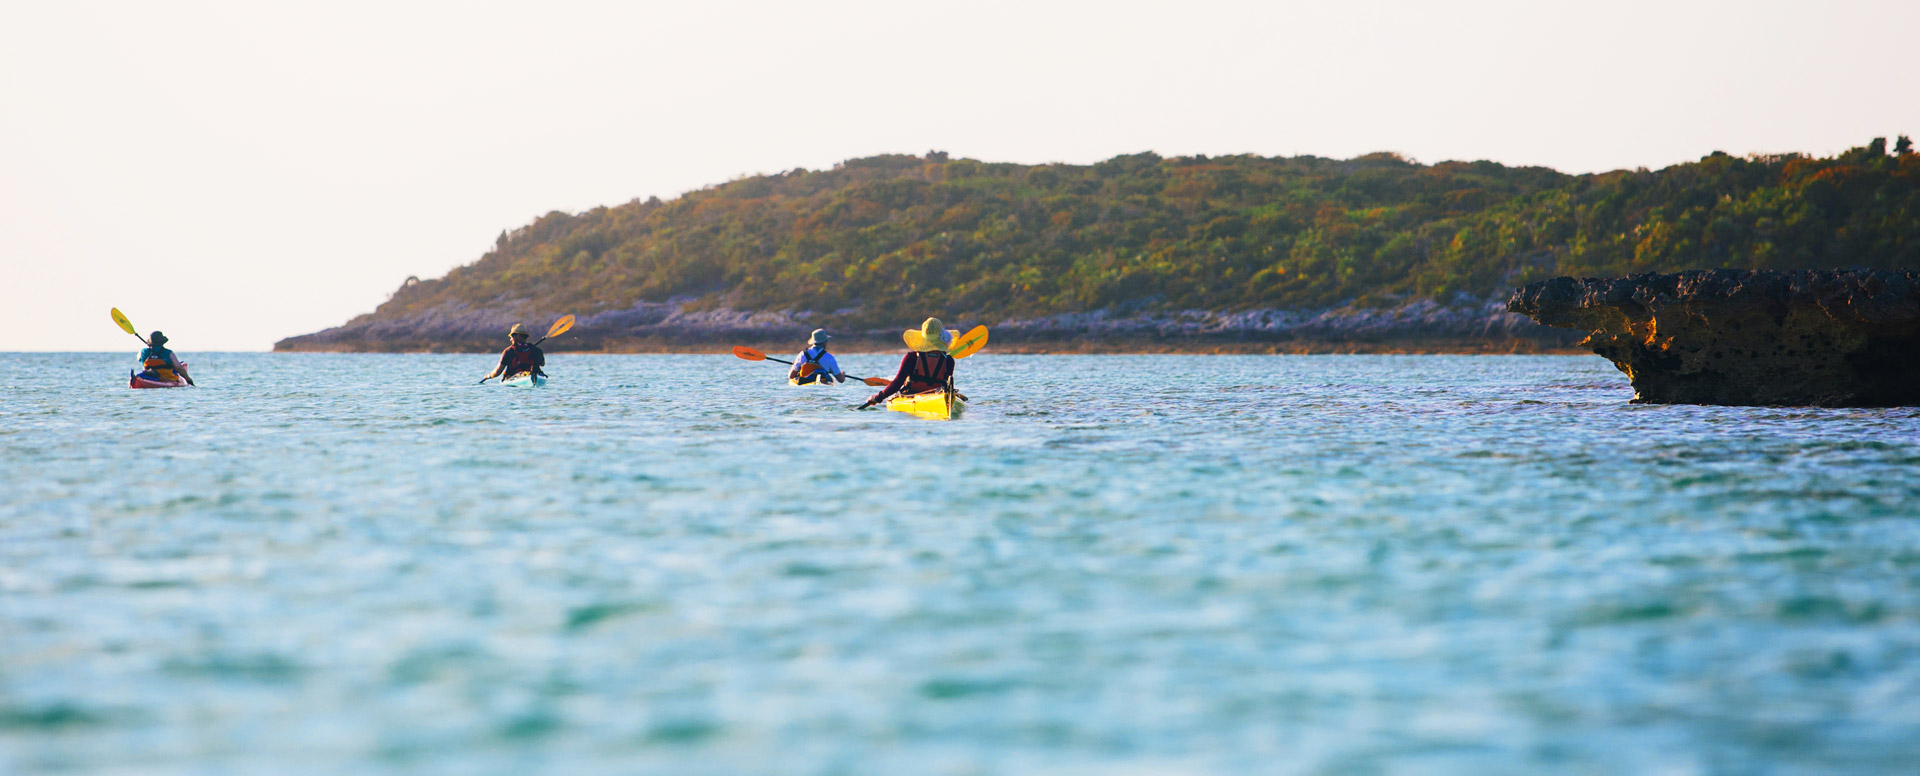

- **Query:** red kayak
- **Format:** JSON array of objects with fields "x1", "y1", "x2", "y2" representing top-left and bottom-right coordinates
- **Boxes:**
[{"x1": 130, "y1": 364, "x2": 191, "y2": 389}]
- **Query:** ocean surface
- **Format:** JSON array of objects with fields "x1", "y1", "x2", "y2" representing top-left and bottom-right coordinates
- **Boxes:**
[{"x1": 4, "y1": 352, "x2": 1918, "y2": 775}]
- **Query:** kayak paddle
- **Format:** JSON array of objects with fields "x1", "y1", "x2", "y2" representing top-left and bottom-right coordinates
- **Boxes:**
[
  {"x1": 112, "y1": 307, "x2": 194, "y2": 385},
  {"x1": 480, "y1": 314, "x2": 574, "y2": 383},
  {"x1": 732, "y1": 345, "x2": 793, "y2": 365},
  {"x1": 950, "y1": 325, "x2": 988, "y2": 359},
  {"x1": 795, "y1": 362, "x2": 888, "y2": 386},
  {"x1": 111, "y1": 308, "x2": 150, "y2": 346},
  {"x1": 533, "y1": 314, "x2": 575, "y2": 346}
]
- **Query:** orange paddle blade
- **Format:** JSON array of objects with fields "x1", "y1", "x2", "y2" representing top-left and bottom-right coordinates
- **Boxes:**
[
  {"x1": 546, "y1": 314, "x2": 576, "y2": 339},
  {"x1": 951, "y1": 325, "x2": 989, "y2": 358},
  {"x1": 862, "y1": 376, "x2": 889, "y2": 386},
  {"x1": 732, "y1": 346, "x2": 768, "y2": 361}
]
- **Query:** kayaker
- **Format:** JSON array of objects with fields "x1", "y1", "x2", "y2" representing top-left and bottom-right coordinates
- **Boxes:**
[
  {"x1": 136, "y1": 331, "x2": 193, "y2": 386},
  {"x1": 484, "y1": 324, "x2": 547, "y2": 382},
  {"x1": 788, "y1": 329, "x2": 845, "y2": 385},
  {"x1": 860, "y1": 318, "x2": 957, "y2": 409}
]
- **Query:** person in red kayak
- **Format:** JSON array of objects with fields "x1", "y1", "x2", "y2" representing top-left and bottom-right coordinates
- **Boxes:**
[
  {"x1": 135, "y1": 331, "x2": 193, "y2": 386},
  {"x1": 482, "y1": 323, "x2": 546, "y2": 383},
  {"x1": 860, "y1": 317, "x2": 957, "y2": 409}
]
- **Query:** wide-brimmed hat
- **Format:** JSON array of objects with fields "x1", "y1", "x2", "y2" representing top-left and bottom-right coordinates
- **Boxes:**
[
  {"x1": 808, "y1": 328, "x2": 831, "y2": 346},
  {"x1": 150, "y1": 331, "x2": 168, "y2": 345},
  {"x1": 902, "y1": 318, "x2": 957, "y2": 352},
  {"x1": 509, "y1": 323, "x2": 529, "y2": 338}
]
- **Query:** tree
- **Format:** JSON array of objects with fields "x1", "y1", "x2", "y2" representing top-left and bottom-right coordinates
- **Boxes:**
[{"x1": 1897, "y1": 136, "x2": 1913, "y2": 156}]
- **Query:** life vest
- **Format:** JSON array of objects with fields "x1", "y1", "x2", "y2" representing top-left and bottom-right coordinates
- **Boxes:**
[
  {"x1": 502, "y1": 344, "x2": 540, "y2": 375},
  {"x1": 796, "y1": 347, "x2": 830, "y2": 382},
  {"x1": 142, "y1": 356, "x2": 177, "y2": 380},
  {"x1": 901, "y1": 351, "x2": 954, "y2": 394}
]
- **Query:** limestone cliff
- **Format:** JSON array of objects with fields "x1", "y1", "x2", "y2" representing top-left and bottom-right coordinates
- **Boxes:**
[{"x1": 1508, "y1": 269, "x2": 1920, "y2": 406}]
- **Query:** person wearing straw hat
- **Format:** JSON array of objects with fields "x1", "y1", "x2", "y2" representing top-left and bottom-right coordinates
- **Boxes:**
[
  {"x1": 135, "y1": 331, "x2": 192, "y2": 385},
  {"x1": 860, "y1": 318, "x2": 959, "y2": 408},
  {"x1": 483, "y1": 323, "x2": 547, "y2": 382},
  {"x1": 788, "y1": 329, "x2": 845, "y2": 385}
]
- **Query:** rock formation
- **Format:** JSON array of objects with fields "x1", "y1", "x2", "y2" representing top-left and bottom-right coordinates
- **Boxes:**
[
  {"x1": 273, "y1": 294, "x2": 1579, "y2": 353},
  {"x1": 1509, "y1": 269, "x2": 1920, "y2": 406}
]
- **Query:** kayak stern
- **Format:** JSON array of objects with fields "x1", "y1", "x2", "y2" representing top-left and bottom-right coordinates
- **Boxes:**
[{"x1": 885, "y1": 389, "x2": 966, "y2": 420}]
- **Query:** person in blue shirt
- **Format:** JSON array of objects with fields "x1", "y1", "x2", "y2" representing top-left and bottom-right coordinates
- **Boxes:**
[
  {"x1": 788, "y1": 329, "x2": 845, "y2": 385},
  {"x1": 136, "y1": 331, "x2": 193, "y2": 385}
]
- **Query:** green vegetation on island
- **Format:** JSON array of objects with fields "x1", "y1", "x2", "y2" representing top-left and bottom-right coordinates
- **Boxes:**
[{"x1": 359, "y1": 138, "x2": 1919, "y2": 330}]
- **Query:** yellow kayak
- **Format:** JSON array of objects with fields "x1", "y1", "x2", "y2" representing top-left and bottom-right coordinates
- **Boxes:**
[
  {"x1": 789, "y1": 377, "x2": 836, "y2": 386},
  {"x1": 886, "y1": 389, "x2": 966, "y2": 420}
]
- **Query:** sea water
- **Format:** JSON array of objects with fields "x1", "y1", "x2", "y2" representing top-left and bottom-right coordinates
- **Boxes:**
[{"x1": 3, "y1": 353, "x2": 1918, "y2": 775}]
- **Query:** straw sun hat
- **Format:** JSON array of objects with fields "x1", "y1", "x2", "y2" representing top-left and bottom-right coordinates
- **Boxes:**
[
  {"x1": 808, "y1": 328, "x2": 831, "y2": 346},
  {"x1": 509, "y1": 323, "x2": 529, "y2": 337},
  {"x1": 902, "y1": 318, "x2": 957, "y2": 352}
]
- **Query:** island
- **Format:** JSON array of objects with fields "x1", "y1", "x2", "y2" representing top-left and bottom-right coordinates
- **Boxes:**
[{"x1": 278, "y1": 139, "x2": 1917, "y2": 354}]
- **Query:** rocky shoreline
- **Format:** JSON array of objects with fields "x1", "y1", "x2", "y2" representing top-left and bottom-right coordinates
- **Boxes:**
[
  {"x1": 1509, "y1": 269, "x2": 1920, "y2": 406},
  {"x1": 273, "y1": 295, "x2": 1583, "y2": 354}
]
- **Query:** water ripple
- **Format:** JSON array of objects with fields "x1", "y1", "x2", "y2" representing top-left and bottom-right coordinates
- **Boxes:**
[{"x1": 2, "y1": 353, "x2": 1918, "y2": 775}]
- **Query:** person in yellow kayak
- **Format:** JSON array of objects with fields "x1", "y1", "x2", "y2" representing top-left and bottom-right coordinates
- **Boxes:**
[
  {"x1": 860, "y1": 318, "x2": 957, "y2": 408},
  {"x1": 482, "y1": 323, "x2": 547, "y2": 382},
  {"x1": 788, "y1": 329, "x2": 846, "y2": 385},
  {"x1": 136, "y1": 331, "x2": 193, "y2": 386}
]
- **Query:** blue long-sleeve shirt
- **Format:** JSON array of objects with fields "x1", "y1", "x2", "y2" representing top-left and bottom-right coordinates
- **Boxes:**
[{"x1": 789, "y1": 347, "x2": 843, "y2": 381}]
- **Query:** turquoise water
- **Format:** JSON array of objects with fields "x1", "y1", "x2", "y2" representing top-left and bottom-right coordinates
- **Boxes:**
[{"x1": 4, "y1": 353, "x2": 1919, "y2": 775}]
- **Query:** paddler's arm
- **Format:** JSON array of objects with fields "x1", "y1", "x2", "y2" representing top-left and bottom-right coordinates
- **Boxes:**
[
  {"x1": 174, "y1": 353, "x2": 195, "y2": 386},
  {"x1": 480, "y1": 348, "x2": 510, "y2": 382},
  {"x1": 860, "y1": 353, "x2": 915, "y2": 408}
]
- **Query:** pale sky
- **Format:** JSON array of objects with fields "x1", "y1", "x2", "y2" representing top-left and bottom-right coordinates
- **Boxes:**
[{"x1": 4, "y1": 0, "x2": 1915, "y2": 351}]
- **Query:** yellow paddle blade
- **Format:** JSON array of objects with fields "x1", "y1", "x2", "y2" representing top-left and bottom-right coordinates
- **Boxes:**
[
  {"x1": 862, "y1": 376, "x2": 889, "y2": 386},
  {"x1": 546, "y1": 314, "x2": 575, "y2": 339},
  {"x1": 732, "y1": 346, "x2": 768, "y2": 361},
  {"x1": 111, "y1": 307, "x2": 137, "y2": 336},
  {"x1": 951, "y1": 325, "x2": 988, "y2": 359}
]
